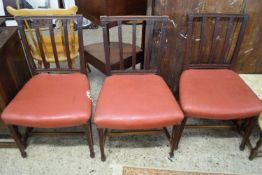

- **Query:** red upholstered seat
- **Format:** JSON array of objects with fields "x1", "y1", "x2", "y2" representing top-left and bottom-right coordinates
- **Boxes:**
[
  {"x1": 94, "y1": 74, "x2": 184, "y2": 129},
  {"x1": 179, "y1": 69, "x2": 262, "y2": 119},
  {"x1": 1, "y1": 73, "x2": 92, "y2": 128}
]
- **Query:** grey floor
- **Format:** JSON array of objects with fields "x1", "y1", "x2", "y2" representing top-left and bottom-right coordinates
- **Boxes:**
[{"x1": 0, "y1": 27, "x2": 262, "y2": 175}]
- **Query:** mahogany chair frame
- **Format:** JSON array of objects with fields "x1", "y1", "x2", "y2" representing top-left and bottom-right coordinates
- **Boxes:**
[
  {"x1": 97, "y1": 15, "x2": 180, "y2": 161},
  {"x1": 7, "y1": 15, "x2": 94, "y2": 158},
  {"x1": 172, "y1": 13, "x2": 257, "y2": 154}
]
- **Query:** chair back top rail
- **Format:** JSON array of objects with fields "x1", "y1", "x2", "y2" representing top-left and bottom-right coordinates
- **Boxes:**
[
  {"x1": 15, "y1": 15, "x2": 86, "y2": 75},
  {"x1": 100, "y1": 15, "x2": 169, "y2": 76},
  {"x1": 184, "y1": 13, "x2": 248, "y2": 70},
  {"x1": 6, "y1": 6, "x2": 78, "y2": 16}
]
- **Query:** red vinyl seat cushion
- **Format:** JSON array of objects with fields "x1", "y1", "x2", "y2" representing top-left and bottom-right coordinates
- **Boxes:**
[
  {"x1": 1, "y1": 73, "x2": 92, "y2": 128},
  {"x1": 94, "y1": 74, "x2": 184, "y2": 129},
  {"x1": 179, "y1": 69, "x2": 262, "y2": 119}
]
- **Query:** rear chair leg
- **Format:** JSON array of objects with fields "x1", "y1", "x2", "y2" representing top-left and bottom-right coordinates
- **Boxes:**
[
  {"x1": 98, "y1": 128, "x2": 106, "y2": 161},
  {"x1": 23, "y1": 127, "x2": 33, "y2": 148},
  {"x1": 86, "y1": 121, "x2": 95, "y2": 158},
  {"x1": 240, "y1": 117, "x2": 257, "y2": 150},
  {"x1": 86, "y1": 63, "x2": 91, "y2": 72},
  {"x1": 249, "y1": 132, "x2": 262, "y2": 160},
  {"x1": 7, "y1": 125, "x2": 27, "y2": 158},
  {"x1": 169, "y1": 125, "x2": 181, "y2": 158}
]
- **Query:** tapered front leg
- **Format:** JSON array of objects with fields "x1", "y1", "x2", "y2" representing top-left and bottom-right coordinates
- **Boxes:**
[
  {"x1": 97, "y1": 128, "x2": 106, "y2": 161},
  {"x1": 169, "y1": 125, "x2": 181, "y2": 158},
  {"x1": 86, "y1": 121, "x2": 95, "y2": 158},
  {"x1": 7, "y1": 125, "x2": 27, "y2": 158}
]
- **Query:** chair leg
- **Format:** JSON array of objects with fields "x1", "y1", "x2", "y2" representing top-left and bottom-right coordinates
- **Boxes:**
[
  {"x1": 140, "y1": 59, "x2": 144, "y2": 69},
  {"x1": 97, "y1": 128, "x2": 106, "y2": 161},
  {"x1": 169, "y1": 125, "x2": 181, "y2": 158},
  {"x1": 86, "y1": 63, "x2": 91, "y2": 72},
  {"x1": 249, "y1": 131, "x2": 262, "y2": 160},
  {"x1": 240, "y1": 117, "x2": 257, "y2": 150},
  {"x1": 174, "y1": 117, "x2": 187, "y2": 150},
  {"x1": 22, "y1": 127, "x2": 33, "y2": 148},
  {"x1": 86, "y1": 121, "x2": 95, "y2": 158},
  {"x1": 163, "y1": 127, "x2": 171, "y2": 141},
  {"x1": 7, "y1": 125, "x2": 27, "y2": 158}
]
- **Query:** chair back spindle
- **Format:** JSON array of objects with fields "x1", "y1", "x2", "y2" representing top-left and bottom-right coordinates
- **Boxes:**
[
  {"x1": 117, "y1": 21, "x2": 124, "y2": 70},
  {"x1": 48, "y1": 19, "x2": 60, "y2": 68},
  {"x1": 32, "y1": 19, "x2": 49, "y2": 68},
  {"x1": 62, "y1": 18, "x2": 73, "y2": 68},
  {"x1": 131, "y1": 21, "x2": 137, "y2": 70},
  {"x1": 144, "y1": 20, "x2": 154, "y2": 70}
]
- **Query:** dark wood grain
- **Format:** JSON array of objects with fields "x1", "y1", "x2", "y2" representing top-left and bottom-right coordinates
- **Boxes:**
[{"x1": 208, "y1": 17, "x2": 220, "y2": 63}]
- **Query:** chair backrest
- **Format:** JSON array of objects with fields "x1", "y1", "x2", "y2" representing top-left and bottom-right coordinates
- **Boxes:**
[
  {"x1": 100, "y1": 15, "x2": 169, "y2": 75},
  {"x1": 15, "y1": 14, "x2": 86, "y2": 75},
  {"x1": 184, "y1": 13, "x2": 248, "y2": 70}
]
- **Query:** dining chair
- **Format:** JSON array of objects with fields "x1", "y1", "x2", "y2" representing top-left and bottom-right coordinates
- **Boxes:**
[
  {"x1": 6, "y1": 5, "x2": 90, "y2": 71},
  {"x1": 1, "y1": 14, "x2": 94, "y2": 158},
  {"x1": 84, "y1": 20, "x2": 145, "y2": 75},
  {"x1": 94, "y1": 15, "x2": 184, "y2": 161},
  {"x1": 173, "y1": 13, "x2": 262, "y2": 155}
]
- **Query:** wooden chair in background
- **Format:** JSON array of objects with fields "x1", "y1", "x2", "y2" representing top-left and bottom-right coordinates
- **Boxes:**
[
  {"x1": 94, "y1": 16, "x2": 184, "y2": 161},
  {"x1": 173, "y1": 13, "x2": 262, "y2": 155},
  {"x1": 1, "y1": 15, "x2": 94, "y2": 158},
  {"x1": 6, "y1": 6, "x2": 90, "y2": 71},
  {"x1": 84, "y1": 20, "x2": 145, "y2": 75}
]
